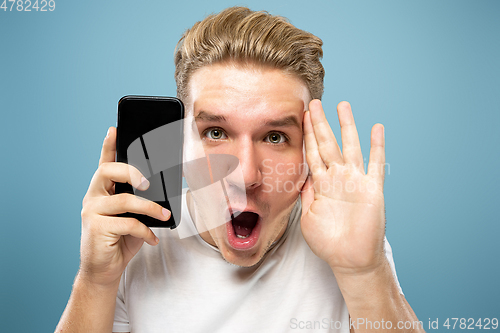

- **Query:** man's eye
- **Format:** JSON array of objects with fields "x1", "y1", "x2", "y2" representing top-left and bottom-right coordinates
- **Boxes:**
[
  {"x1": 266, "y1": 132, "x2": 286, "y2": 144},
  {"x1": 205, "y1": 128, "x2": 226, "y2": 140}
]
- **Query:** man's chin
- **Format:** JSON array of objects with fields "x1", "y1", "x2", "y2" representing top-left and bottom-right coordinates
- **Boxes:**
[{"x1": 219, "y1": 244, "x2": 264, "y2": 268}]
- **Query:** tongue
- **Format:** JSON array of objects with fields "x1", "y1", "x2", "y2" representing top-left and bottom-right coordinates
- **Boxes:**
[{"x1": 232, "y1": 212, "x2": 258, "y2": 237}]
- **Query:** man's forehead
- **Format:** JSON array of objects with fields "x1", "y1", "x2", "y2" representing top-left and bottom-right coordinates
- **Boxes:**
[
  {"x1": 191, "y1": 89, "x2": 306, "y2": 128},
  {"x1": 193, "y1": 92, "x2": 306, "y2": 114},
  {"x1": 187, "y1": 62, "x2": 311, "y2": 110}
]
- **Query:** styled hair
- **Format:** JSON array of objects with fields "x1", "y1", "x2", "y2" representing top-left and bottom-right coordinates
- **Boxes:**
[{"x1": 174, "y1": 6, "x2": 324, "y2": 103}]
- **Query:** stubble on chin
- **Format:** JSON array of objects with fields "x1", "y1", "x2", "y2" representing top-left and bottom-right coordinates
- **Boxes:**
[{"x1": 189, "y1": 188, "x2": 300, "y2": 268}]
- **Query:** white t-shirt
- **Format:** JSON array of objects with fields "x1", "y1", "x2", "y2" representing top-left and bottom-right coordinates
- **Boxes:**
[{"x1": 113, "y1": 189, "x2": 403, "y2": 333}]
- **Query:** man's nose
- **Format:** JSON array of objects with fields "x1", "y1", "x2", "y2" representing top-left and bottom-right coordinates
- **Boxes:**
[{"x1": 226, "y1": 139, "x2": 262, "y2": 190}]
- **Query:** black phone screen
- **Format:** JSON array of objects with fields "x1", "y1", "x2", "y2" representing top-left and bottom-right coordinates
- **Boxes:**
[{"x1": 115, "y1": 96, "x2": 184, "y2": 229}]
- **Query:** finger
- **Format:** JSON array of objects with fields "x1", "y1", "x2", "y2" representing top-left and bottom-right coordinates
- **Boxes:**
[
  {"x1": 367, "y1": 123, "x2": 385, "y2": 183},
  {"x1": 337, "y1": 102, "x2": 364, "y2": 170},
  {"x1": 303, "y1": 110, "x2": 326, "y2": 175},
  {"x1": 106, "y1": 216, "x2": 159, "y2": 246},
  {"x1": 89, "y1": 162, "x2": 150, "y2": 196},
  {"x1": 95, "y1": 193, "x2": 171, "y2": 221},
  {"x1": 308, "y1": 99, "x2": 343, "y2": 167},
  {"x1": 99, "y1": 127, "x2": 117, "y2": 167}
]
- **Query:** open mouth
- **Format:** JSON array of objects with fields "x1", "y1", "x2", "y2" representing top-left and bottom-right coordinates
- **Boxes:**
[
  {"x1": 232, "y1": 212, "x2": 259, "y2": 238},
  {"x1": 226, "y1": 211, "x2": 261, "y2": 250}
]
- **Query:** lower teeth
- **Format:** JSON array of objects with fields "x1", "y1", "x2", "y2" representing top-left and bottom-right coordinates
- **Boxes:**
[{"x1": 236, "y1": 234, "x2": 249, "y2": 239}]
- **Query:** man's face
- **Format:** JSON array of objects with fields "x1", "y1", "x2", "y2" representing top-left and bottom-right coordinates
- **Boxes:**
[{"x1": 183, "y1": 61, "x2": 310, "y2": 267}]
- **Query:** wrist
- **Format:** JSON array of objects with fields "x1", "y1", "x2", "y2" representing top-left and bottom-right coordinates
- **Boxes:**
[
  {"x1": 329, "y1": 249, "x2": 387, "y2": 278},
  {"x1": 333, "y1": 258, "x2": 400, "y2": 306},
  {"x1": 75, "y1": 270, "x2": 122, "y2": 293}
]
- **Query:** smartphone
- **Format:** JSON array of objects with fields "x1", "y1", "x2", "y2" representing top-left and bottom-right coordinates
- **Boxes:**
[{"x1": 115, "y1": 96, "x2": 184, "y2": 229}]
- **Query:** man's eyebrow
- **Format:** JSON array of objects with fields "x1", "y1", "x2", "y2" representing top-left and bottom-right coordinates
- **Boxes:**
[
  {"x1": 264, "y1": 115, "x2": 301, "y2": 129},
  {"x1": 194, "y1": 111, "x2": 301, "y2": 129},
  {"x1": 194, "y1": 110, "x2": 227, "y2": 122}
]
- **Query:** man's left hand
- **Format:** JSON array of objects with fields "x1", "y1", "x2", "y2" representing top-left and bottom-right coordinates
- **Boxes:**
[{"x1": 300, "y1": 99, "x2": 387, "y2": 276}]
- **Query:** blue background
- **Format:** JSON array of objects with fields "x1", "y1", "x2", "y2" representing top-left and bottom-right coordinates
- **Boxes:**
[{"x1": 1, "y1": 0, "x2": 499, "y2": 331}]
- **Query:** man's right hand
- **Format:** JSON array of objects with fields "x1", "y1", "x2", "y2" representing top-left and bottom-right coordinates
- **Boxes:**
[{"x1": 78, "y1": 126, "x2": 171, "y2": 287}]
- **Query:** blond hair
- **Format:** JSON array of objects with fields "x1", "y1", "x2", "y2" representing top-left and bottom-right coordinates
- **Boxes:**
[{"x1": 174, "y1": 6, "x2": 324, "y2": 102}]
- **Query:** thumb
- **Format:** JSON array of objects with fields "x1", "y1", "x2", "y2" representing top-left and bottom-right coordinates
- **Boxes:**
[
  {"x1": 300, "y1": 175, "x2": 314, "y2": 219},
  {"x1": 99, "y1": 127, "x2": 117, "y2": 166}
]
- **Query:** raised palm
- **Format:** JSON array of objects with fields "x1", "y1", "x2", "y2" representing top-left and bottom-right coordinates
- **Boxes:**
[{"x1": 300, "y1": 100, "x2": 387, "y2": 274}]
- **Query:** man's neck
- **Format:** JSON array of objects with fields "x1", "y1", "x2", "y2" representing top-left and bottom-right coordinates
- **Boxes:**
[{"x1": 186, "y1": 189, "x2": 218, "y2": 247}]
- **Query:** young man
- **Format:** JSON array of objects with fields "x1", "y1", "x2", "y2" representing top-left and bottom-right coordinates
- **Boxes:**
[{"x1": 56, "y1": 7, "x2": 424, "y2": 333}]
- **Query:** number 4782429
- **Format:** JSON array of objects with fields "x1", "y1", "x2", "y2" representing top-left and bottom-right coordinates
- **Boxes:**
[
  {"x1": 443, "y1": 318, "x2": 498, "y2": 330},
  {"x1": 1, "y1": 0, "x2": 55, "y2": 11}
]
